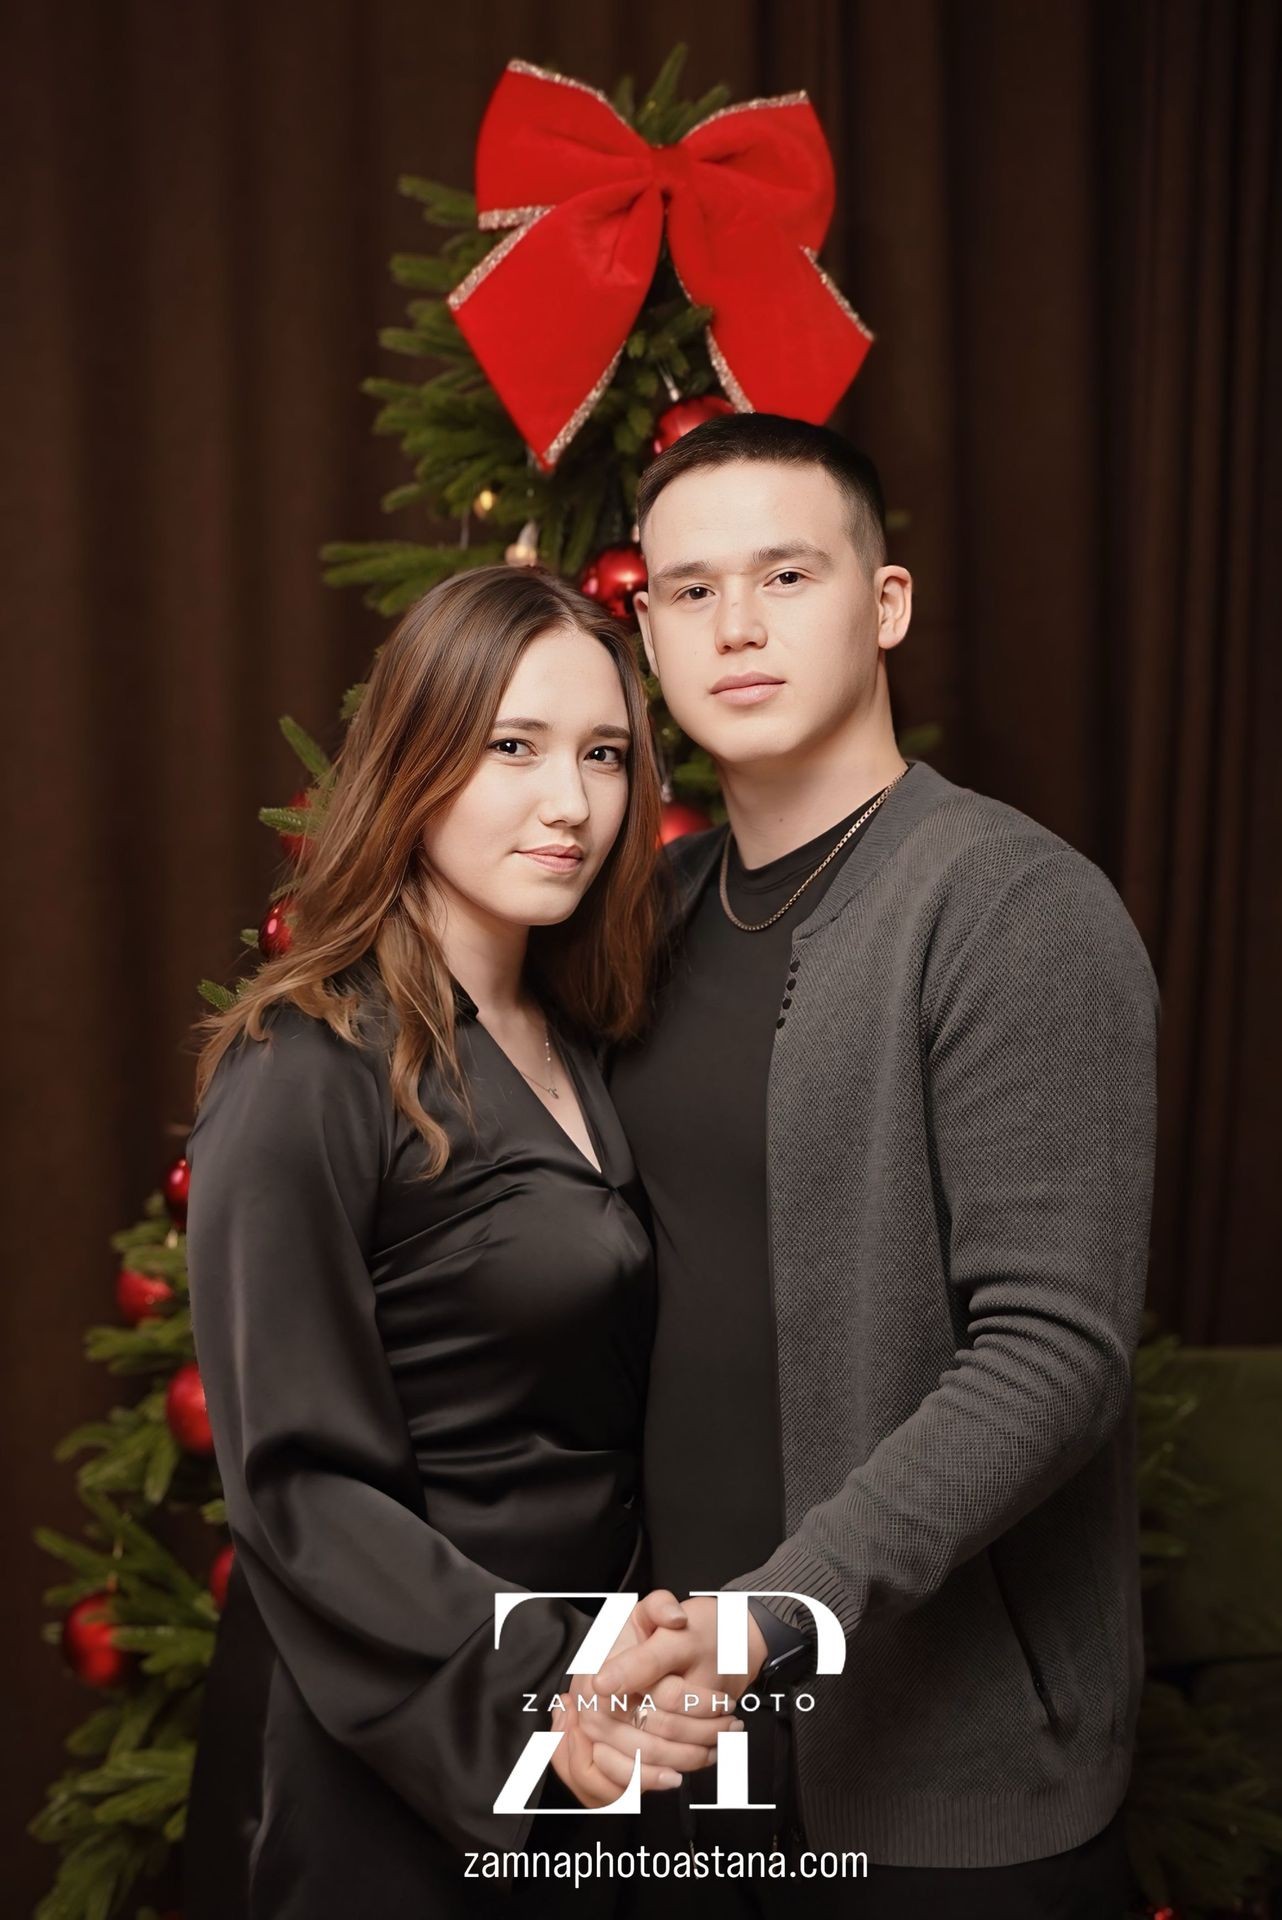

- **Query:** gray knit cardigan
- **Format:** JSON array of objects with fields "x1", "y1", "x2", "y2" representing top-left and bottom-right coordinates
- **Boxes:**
[{"x1": 667, "y1": 758, "x2": 1160, "y2": 1867}]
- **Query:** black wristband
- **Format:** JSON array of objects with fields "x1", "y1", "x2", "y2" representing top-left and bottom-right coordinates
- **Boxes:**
[{"x1": 747, "y1": 1598, "x2": 818, "y2": 1688}]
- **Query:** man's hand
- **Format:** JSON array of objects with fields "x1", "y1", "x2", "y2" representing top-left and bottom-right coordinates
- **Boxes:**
[
  {"x1": 593, "y1": 1595, "x2": 768, "y2": 1719},
  {"x1": 549, "y1": 1589, "x2": 741, "y2": 1806}
]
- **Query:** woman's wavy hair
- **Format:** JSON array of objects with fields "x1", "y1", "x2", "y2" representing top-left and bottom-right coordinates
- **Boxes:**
[{"x1": 190, "y1": 565, "x2": 666, "y2": 1177}]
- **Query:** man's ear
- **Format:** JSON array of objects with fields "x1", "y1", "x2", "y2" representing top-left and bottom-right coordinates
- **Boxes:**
[
  {"x1": 633, "y1": 590, "x2": 659, "y2": 677},
  {"x1": 873, "y1": 566, "x2": 913, "y2": 652}
]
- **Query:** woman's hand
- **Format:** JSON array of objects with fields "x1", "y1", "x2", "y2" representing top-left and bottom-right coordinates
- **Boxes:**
[
  {"x1": 549, "y1": 1589, "x2": 739, "y2": 1807},
  {"x1": 594, "y1": 1595, "x2": 769, "y2": 1717}
]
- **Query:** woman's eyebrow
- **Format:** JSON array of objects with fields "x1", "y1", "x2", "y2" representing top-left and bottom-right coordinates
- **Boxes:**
[{"x1": 491, "y1": 717, "x2": 631, "y2": 740}]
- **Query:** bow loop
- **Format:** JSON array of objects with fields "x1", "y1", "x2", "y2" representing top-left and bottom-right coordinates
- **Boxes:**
[{"x1": 449, "y1": 61, "x2": 873, "y2": 468}]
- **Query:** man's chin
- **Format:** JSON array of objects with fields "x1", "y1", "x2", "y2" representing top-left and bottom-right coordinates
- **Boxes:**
[{"x1": 696, "y1": 726, "x2": 809, "y2": 775}]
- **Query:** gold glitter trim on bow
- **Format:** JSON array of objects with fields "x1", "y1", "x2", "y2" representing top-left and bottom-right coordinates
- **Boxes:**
[
  {"x1": 802, "y1": 247, "x2": 875, "y2": 342},
  {"x1": 447, "y1": 211, "x2": 551, "y2": 312},
  {"x1": 507, "y1": 57, "x2": 631, "y2": 131},
  {"x1": 685, "y1": 90, "x2": 810, "y2": 137},
  {"x1": 540, "y1": 345, "x2": 625, "y2": 467},
  {"x1": 706, "y1": 333, "x2": 753, "y2": 413},
  {"x1": 479, "y1": 204, "x2": 553, "y2": 232}
]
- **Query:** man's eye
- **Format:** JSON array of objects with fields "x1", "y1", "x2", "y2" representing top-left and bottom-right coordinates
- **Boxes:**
[
  {"x1": 488, "y1": 738, "x2": 533, "y2": 757},
  {"x1": 771, "y1": 570, "x2": 804, "y2": 586},
  {"x1": 677, "y1": 585, "x2": 712, "y2": 602}
]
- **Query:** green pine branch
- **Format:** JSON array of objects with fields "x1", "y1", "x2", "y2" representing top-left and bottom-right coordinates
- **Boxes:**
[
  {"x1": 278, "y1": 715, "x2": 332, "y2": 782},
  {"x1": 196, "y1": 979, "x2": 238, "y2": 1011},
  {"x1": 1126, "y1": 1679, "x2": 1282, "y2": 1912}
]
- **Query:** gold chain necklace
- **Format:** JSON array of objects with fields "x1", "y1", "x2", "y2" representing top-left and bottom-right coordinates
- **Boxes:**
[
  {"x1": 517, "y1": 1021, "x2": 560, "y2": 1099},
  {"x1": 718, "y1": 770, "x2": 909, "y2": 933}
]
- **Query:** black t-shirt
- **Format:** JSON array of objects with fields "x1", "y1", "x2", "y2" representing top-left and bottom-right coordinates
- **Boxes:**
[{"x1": 608, "y1": 794, "x2": 886, "y2": 1597}]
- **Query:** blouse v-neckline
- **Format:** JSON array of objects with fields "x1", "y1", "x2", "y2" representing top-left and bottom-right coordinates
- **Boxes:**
[{"x1": 451, "y1": 978, "x2": 608, "y2": 1180}]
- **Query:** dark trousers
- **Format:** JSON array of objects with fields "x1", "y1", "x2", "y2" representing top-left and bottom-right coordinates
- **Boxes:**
[{"x1": 621, "y1": 1708, "x2": 1132, "y2": 1919}]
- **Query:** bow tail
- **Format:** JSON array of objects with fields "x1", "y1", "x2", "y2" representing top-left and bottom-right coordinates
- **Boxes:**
[
  {"x1": 668, "y1": 197, "x2": 873, "y2": 424},
  {"x1": 448, "y1": 191, "x2": 662, "y2": 470}
]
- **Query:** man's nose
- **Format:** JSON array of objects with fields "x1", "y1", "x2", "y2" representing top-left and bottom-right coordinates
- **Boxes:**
[{"x1": 715, "y1": 592, "x2": 767, "y2": 651}]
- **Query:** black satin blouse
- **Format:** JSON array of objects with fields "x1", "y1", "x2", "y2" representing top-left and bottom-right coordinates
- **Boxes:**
[{"x1": 182, "y1": 979, "x2": 655, "y2": 1919}]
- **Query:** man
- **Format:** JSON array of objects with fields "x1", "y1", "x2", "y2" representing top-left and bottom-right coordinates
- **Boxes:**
[{"x1": 599, "y1": 414, "x2": 1159, "y2": 1916}]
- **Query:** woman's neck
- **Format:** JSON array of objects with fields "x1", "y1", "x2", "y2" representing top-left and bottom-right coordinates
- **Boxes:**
[{"x1": 434, "y1": 892, "x2": 531, "y2": 1020}]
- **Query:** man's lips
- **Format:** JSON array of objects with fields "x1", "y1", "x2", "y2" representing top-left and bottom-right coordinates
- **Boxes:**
[
  {"x1": 710, "y1": 672, "x2": 785, "y2": 707},
  {"x1": 518, "y1": 847, "x2": 585, "y2": 873}
]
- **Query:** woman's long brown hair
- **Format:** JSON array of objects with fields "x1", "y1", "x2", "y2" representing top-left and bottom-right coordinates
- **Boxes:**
[{"x1": 190, "y1": 565, "x2": 665, "y2": 1177}]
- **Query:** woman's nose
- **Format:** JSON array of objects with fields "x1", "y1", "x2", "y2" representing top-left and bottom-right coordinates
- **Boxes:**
[{"x1": 539, "y1": 759, "x2": 590, "y2": 825}]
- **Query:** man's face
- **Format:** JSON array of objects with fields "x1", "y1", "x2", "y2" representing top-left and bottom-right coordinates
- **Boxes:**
[{"x1": 634, "y1": 460, "x2": 906, "y2": 773}]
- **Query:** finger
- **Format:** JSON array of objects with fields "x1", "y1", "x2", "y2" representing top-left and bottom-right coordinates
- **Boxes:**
[
  {"x1": 590, "y1": 1741, "x2": 682, "y2": 1796},
  {"x1": 595, "y1": 1626, "x2": 688, "y2": 1695},
  {"x1": 579, "y1": 1698, "x2": 739, "y2": 1746},
  {"x1": 633, "y1": 1587, "x2": 688, "y2": 1632},
  {"x1": 647, "y1": 1674, "x2": 740, "y2": 1716},
  {"x1": 582, "y1": 1711, "x2": 723, "y2": 1774},
  {"x1": 570, "y1": 1724, "x2": 651, "y2": 1810},
  {"x1": 621, "y1": 1705, "x2": 741, "y2": 1747}
]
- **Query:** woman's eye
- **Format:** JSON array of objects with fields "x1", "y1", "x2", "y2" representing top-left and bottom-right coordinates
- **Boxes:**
[
  {"x1": 587, "y1": 745, "x2": 626, "y2": 767},
  {"x1": 487, "y1": 738, "x2": 533, "y2": 758}
]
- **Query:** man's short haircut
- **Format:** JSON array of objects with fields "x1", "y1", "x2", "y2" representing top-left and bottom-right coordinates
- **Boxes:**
[{"x1": 634, "y1": 412, "x2": 888, "y2": 576}]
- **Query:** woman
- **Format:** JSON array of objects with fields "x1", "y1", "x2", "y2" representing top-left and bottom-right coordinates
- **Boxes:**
[{"x1": 182, "y1": 567, "x2": 726, "y2": 1919}]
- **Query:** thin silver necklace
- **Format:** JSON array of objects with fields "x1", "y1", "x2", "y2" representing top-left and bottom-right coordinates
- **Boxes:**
[
  {"x1": 719, "y1": 769, "x2": 909, "y2": 933},
  {"x1": 517, "y1": 1021, "x2": 560, "y2": 1099}
]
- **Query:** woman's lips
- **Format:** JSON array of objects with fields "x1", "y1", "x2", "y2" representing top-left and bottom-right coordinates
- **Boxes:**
[
  {"x1": 712, "y1": 680, "x2": 784, "y2": 706},
  {"x1": 519, "y1": 849, "x2": 585, "y2": 874}
]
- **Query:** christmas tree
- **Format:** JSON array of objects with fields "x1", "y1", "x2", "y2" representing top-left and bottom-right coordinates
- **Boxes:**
[{"x1": 28, "y1": 44, "x2": 1278, "y2": 1920}]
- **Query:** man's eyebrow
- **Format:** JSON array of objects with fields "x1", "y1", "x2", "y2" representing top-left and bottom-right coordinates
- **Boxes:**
[
  {"x1": 650, "y1": 541, "x2": 834, "y2": 587},
  {"x1": 491, "y1": 717, "x2": 632, "y2": 741}
]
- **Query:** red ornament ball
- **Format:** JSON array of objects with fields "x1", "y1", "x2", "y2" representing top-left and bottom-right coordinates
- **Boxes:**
[
  {"x1": 61, "y1": 1592, "x2": 131, "y2": 1689},
  {"x1": 258, "y1": 895, "x2": 294, "y2": 958},
  {"x1": 580, "y1": 545, "x2": 647, "y2": 622},
  {"x1": 116, "y1": 1266, "x2": 174, "y2": 1326},
  {"x1": 278, "y1": 789, "x2": 314, "y2": 866},
  {"x1": 651, "y1": 394, "x2": 735, "y2": 456},
  {"x1": 209, "y1": 1543, "x2": 235, "y2": 1612},
  {"x1": 659, "y1": 798, "x2": 714, "y2": 845},
  {"x1": 166, "y1": 1362, "x2": 214, "y2": 1456},
  {"x1": 163, "y1": 1155, "x2": 190, "y2": 1227}
]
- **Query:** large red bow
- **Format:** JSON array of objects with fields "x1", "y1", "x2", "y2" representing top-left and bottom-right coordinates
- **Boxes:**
[{"x1": 448, "y1": 60, "x2": 873, "y2": 469}]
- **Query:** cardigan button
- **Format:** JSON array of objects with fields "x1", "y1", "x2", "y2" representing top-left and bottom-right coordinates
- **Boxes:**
[
  {"x1": 781, "y1": 996, "x2": 792, "y2": 1009},
  {"x1": 776, "y1": 1016, "x2": 786, "y2": 1029}
]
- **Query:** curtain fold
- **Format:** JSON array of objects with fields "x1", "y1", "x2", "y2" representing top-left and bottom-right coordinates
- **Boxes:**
[{"x1": 1108, "y1": 0, "x2": 1281, "y2": 1341}]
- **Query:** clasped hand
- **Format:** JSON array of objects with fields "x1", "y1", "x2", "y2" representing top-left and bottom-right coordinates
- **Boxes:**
[{"x1": 548, "y1": 1591, "x2": 767, "y2": 1810}]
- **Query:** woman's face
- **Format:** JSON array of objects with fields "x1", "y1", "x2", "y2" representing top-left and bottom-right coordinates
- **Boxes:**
[{"x1": 421, "y1": 623, "x2": 633, "y2": 934}]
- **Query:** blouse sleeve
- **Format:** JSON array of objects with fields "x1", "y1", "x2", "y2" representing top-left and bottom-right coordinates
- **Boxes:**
[{"x1": 185, "y1": 1008, "x2": 590, "y2": 1855}]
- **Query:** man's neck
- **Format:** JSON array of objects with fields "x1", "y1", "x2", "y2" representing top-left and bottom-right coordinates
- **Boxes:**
[{"x1": 719, "y1": 738, "x2": 909, "y2": 870}]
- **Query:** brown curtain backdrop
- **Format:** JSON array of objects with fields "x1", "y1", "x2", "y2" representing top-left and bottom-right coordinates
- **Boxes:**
[{"x1": 2, "y1": 0, "x2": 1278, "y2": 1903}]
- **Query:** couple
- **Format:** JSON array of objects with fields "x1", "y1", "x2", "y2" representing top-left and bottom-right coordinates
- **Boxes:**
[{"x1": 182, "y1": 414, "x2": 1159, "y2": 1920}]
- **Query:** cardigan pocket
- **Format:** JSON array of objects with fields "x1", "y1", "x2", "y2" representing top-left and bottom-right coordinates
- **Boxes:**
[{"x1": 986, "y1": 1545, "x2": 1062, "y2": 1734}]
